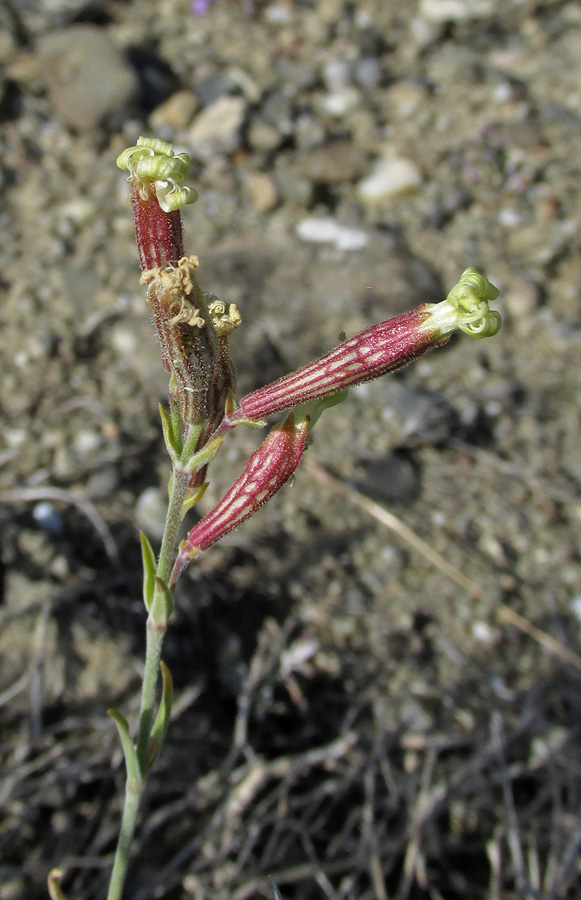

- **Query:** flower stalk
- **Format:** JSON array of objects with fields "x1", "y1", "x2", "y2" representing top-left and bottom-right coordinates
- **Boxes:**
[{"x1": 63, "y1": 136, "x2": 504, "y2": 900}]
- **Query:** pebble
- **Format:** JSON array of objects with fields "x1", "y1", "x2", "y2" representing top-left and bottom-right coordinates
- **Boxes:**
[
  {"x1": 188, "y1": 95, "x2": 247, "y2": 160},
  {"x1": 295, "y1": 113, "x2": 326, "y2": 150},
  {"x1": 274, "y1": 167, "x2": 312, "y2": 205},
  {"x1": 247, "y1": 117, "x2": 282, "y2": 152},
  {"x1": 419, "y1": 0, "x2": 493, "y2": 22},
  {"x1": 135, "y1": 487, "x2": 168, "y2": 543},
  {"x1": 321, "y1": 59, "x2": 351, "y2": 92},
  {"x1": 296, "y1": 216, "x2": 368, "y2": 251},
  {"x1": 149, "y1": 89, "x2": 198, "y2": 130},
  {"x1": 357, "y1": 155, "x2": 422, "y2": 204},
  {"x1": 37, "y1": 25, "x2": 138, "y2": 129},
  {"x1": 243, "y1": 172, "x2": 279, "y2": 211},
  {"x1": 260, "y1": 91, "x2": 293, "y2": 135},
  {"x1": 33, "y1": 502, "x2": 64, "y2": 535},
  {"x1": 317, "y1": 86, "x2": 361, "y2": 118},
  {"x1": 354, "y1": 57, "x2": 382, "y2": 91},
  {"x1": 354, "y1": 451, "x2": 421, "y2": 504},
  {"x1": 294, "y1": 140, "x2": 367, "y2": 184},
  {"x1": 73, "y1": 429, "x2": 101, "y2": 456}
]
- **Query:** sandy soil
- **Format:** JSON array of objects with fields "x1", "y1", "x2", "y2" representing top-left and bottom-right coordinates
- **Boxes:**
[{"x1": 1, "y1": 1, "x2": 581, "y2": 898}]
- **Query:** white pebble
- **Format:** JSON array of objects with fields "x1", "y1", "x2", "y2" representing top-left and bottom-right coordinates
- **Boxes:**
[
  {"x1": 420, "y1": 0, "x2": 493, "y2": 22},
  {"x1": 73, "y1": 429, "x2": 100, "y2": 456},
  {"x1": 471, "y1": 621, "x2": 496, "y2": 645},
  {"x1": 357, "y1": 156, "x2": 422, "y2": 203},
  {"x1": 296, "y1": 217, "x2": 368, "y2": 251}
]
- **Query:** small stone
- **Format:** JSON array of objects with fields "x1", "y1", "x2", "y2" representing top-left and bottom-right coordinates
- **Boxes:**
[
  {"x1": 264, "y1": 1, "x2": 293, "y2": 24},
  {"x1": 274, "y1": 167, "x2": 312, "y2": 205},
  {"x1": 33, "y1": 502, "x2": 64, "y2": 535},
  {"x1": 59, "y1": 199, "x2": 96, "y2": 226},
  {"x1": 321, "y1": 59, "x2": 351, "y2": 92},
  {"x1": 135, "y1": 487, "x2": 167, "y2": 543},
  {"x1": 354, "y1": 57, "x2": 382, "y2": 91},
  {"x1": 73, "y1": 429, "x2": 101, "y2": 456},
  {"x1": 244, "y1": 172, "x2": 278, "y2": 212},
  {"x1": 149, "y1": 89, "x2": 198, "y2": 130},
  {"x1": 317, "y1": 86, "x2": 360, "y2": 118},
  {"x1": 294, "y1": 140, "x2": 367, "y2": 184},
  {"x1": 419, "y1": 0, "x2": 493, "y2": 22},
  {"x1": 247, "y1": 117, "x2": 282, "y2": 152},
  {"x1": 295, "y1": 113, "x2": 326, "y2": 150},
  {"x1": 0, "y1": 28, "x2": 17, "y2": 65},
  {"x1": 357, "y1": 156, "x2": 422, "y2": 204},
  {"x1": 37, "y1": 25, "x2": 138, "y2": 129},
  {"x1": 296, "y1": 217, "x2": 368, "y2": 251},
  {"x1": 260, "y1": 91, "x2": 293, "y2": 135},
  {"x1": 354, "y1": 452, "x2": 421, "y2": 504},
  {"x1": 188, "y1": 95, "x2": 247, "y2": 160}
]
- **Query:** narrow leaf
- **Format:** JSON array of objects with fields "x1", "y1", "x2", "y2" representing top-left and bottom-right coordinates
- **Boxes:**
[
  {"x1": 145, "y1": 660, "x2": 174, "y2": 772},
  {"x1": 151, "y1": 576, "x2": 173, "y2": 626},
  {"x1": 108, "y1": 708, "x2": 141, "y2": 784},
  {"x1": 48, "y1": 869, "x2": 68, "y2": 900},
  {"x1": 140, "y1": 531, "x2": 157, "y2": 613},
  {"x1": 182, "y1": 483, "x2": 208, "y2": 515},
  {"x1": 185, "y1": 434, "x2": 224, "y2": 476},
  {"x1": 159, "y1": 403, "x2": 181, "y2": 459}
]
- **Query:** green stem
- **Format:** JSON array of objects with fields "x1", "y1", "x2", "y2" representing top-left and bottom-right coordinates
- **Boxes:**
[
  {"x1": 106, "y1": 780, "x2": 142, "y2": 900},
  {"x1": 136, "y1": 464, "x2": 189, "y2": 767},
  {"x1": 106, "y1": 463, "x2": 190, "y2": 900}
]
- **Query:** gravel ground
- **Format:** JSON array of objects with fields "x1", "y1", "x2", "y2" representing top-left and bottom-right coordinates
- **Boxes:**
[{"x1": 1, "y1": 1, "x2": 581, "y2": 899}]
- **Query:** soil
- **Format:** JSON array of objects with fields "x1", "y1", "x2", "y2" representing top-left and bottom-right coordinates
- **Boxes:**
[{"x1": 1, "y1": 1, "x2": 581, "y2": 899}]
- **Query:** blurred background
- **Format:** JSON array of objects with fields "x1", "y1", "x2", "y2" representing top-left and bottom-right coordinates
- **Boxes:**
[{"x1": 1, "y1": 1, "x2": 581, "y2": 898}]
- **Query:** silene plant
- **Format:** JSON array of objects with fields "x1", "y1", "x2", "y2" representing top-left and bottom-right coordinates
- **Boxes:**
[{"x1": 49, "y1": 137, "x2": 502, "y2": 900}]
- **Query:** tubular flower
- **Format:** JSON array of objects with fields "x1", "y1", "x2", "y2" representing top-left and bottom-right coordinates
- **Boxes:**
[
  {"x1": 172, "y1": 412, "x2": 309, "y2": 583},
  {"x1": 117, "y1": 136, "x2": 198, "y2": 269},
  {"x1": 230, "y1": 268, "x2": 500, "y2": 425},
  {"x1": 118, "y1": 138, "x2": 240, "y2": 429}
]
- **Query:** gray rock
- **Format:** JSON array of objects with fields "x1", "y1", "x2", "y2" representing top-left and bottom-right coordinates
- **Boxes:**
[
  {"x1": 293, "y1": 140, "x2": 367, "y2": 184},
  {"x1": 37, "y1": 25, "x2": 138, "y2": 130},
  {"x1": 354, "y1": 57, "x2": 382, "y2": 91},
  {"x1": 188, "y1": 95, "x2": 247, "y2": 160}
]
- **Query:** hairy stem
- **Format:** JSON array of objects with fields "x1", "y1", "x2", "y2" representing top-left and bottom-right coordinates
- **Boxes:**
[
  {"x1": 106, "y1": 463, "x2": 190, "y2": 900},
  {"x1": 106, "y1": 780, "x2": 142, "y2": 900}
]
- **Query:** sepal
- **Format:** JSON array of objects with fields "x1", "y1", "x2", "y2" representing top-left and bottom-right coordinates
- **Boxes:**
[{"x1": 292, "y1": 390, "x2": 349, "y2": 428}]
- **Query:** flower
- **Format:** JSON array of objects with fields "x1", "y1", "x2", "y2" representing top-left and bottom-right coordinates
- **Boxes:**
[{"x1": 229, "y1": 268, "x2": 500, "y2": 424}]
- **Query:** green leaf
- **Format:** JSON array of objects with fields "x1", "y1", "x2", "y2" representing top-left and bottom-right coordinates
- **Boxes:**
[
  {"x1": 144, "y1": 660, "x2": 174, "y2": 772},
  {"x1": 181, "y1": 483, "x2": 208, "y2": 515},
  {"x1": 108, "y1": 708, "x2": 141, "y2": 785},
  {"x1": 48, "y1": 869, "x2": 68, "y2": 900},
  {"x1": 185, "y1": 434, "x2": 224, "y2": 476},
  {"x1": 159, "y1": 403, "x2": 181, "y2": 460},
  {"x1": 140, "y1": 531, "x2": 157, "y2": 613},
  {"x1": 151, "y1": 576, "x2": 173, "y2": 627}
]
